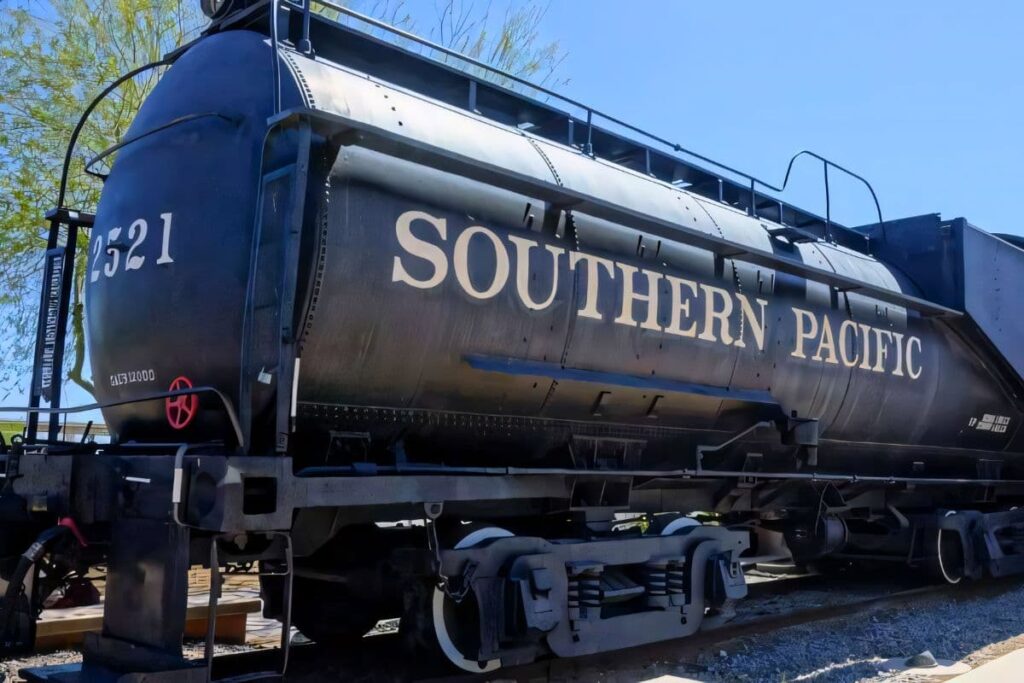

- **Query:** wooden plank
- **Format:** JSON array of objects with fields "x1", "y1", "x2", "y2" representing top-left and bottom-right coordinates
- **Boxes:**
[{"x1": 34, "y1": 597, "x2": 261, "y2": 651}]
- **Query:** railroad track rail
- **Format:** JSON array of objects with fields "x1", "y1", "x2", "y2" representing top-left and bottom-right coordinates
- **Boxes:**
[
  {"x1": 152, "y1": 573, "x2": 1022, "y2": 683},
  {"x1": 431, "y1": 577, "x2": 970, "y2": 683}
]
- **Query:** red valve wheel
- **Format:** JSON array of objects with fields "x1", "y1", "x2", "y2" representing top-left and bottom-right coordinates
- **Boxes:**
[{"x1": 165, "y1": 376, "x2": 198, "y2": 430}]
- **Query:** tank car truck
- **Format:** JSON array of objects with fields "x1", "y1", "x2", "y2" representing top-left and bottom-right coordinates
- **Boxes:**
[{"x1": 4, "y1": 0, "x2": 1024, "y2": 679}]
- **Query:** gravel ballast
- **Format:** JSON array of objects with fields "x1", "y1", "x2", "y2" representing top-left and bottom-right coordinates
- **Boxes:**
[
  {"x1": 696, "y1": 580, "x2": 1024, "y2": 682},
  {"x1": 3, "y1": 579, "x2": 1024, "y2": 682}
]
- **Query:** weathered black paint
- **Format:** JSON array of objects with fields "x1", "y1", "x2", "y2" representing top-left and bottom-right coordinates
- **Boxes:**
[{"x1": 86, "y1": 29, "x2": 1024, "y2": 479}]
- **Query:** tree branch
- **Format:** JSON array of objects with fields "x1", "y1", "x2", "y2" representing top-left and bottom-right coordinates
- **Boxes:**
[{"x1": 67, "y1": 268, "x2": 93, "y2": 395}]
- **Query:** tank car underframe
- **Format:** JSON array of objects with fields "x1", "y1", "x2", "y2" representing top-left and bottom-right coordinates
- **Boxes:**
[{"x1": 4, "y1": 445, "x2": 1024, "y2": 680}]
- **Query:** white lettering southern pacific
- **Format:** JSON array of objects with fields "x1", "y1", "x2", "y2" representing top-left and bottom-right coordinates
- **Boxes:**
[
  {"x1": 391, "y1": 210, "x2": 766, "y2": 350},
  {"x1": 391, "y1": 210, "x2": 923, "y2": 379},
  {"x1": 790, "y1": 307, "x2": 922, "y2": 379}
]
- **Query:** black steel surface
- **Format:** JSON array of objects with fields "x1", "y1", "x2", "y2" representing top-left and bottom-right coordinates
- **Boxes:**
[{"x1": 78, "y1": 25, "x2": 1022, "y2": 478}]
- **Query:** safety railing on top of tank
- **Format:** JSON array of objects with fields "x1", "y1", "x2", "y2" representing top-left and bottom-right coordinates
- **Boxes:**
[{"x1": 265, "y1": 0, "x2": 884, "y2": 243}]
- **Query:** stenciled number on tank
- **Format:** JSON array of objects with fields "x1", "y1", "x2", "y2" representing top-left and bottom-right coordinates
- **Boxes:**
[
  {"x1": 90, "y1": 212, "x2": 175, "y2": 283},
  {"x1": 109, "y1": 368, "x2": 156, "y2": 387}
]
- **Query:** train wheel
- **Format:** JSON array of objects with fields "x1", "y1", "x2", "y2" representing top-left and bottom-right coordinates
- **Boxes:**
[
  {"x1": 937, "y1": 511, "x2": 965, "y2": 585},
  {"x1": 404, "y1": 525, "x2": 512, "y2": 673}
]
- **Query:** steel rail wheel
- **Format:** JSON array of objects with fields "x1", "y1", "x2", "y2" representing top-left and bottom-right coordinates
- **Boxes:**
[{"x1": 430, "y1": 525, "x2": 513, "y2": 673}]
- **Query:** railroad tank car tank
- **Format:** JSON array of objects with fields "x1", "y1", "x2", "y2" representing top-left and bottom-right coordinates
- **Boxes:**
[{"x1": 87, "y1": 28, "x2": 1024, "y2": 480}]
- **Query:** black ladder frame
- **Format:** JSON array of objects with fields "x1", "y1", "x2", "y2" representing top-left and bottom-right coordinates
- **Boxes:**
[{"x1": 26, "y1": 208, "x2": 94, "y2": 444}]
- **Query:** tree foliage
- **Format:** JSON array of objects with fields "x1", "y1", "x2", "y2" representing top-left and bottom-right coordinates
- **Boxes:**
[
  {"x1": 0, "y1": 0, "x2": 205, "y2": 398},
  {"x1": 0, "y1": 0, "x2": 566, "y2": 399}
]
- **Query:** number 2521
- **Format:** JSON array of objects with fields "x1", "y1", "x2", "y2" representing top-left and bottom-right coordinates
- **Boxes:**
[{"x1": 90, "y1": 212, "x2": 175, "y2": 283}]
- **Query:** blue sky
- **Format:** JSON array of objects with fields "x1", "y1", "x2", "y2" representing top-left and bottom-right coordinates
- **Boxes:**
[
  {"x1": 531, "y1": 1, "x2": 1023, "y2": 233},
  {"x1": 13, "y1": 1, "x2": 1022, "y2": 422}
]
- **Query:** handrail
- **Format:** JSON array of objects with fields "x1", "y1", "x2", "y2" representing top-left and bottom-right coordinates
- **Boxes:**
[
  {"x1": 780, "y1": 151, "x2": 885, "y2": 239},
  {"x1": 0, "y1": 386, "x2": 245, "y2": 449},
  {"x1": 84, "y1": 112, "x2": 239, "y2": 178},
  {"x1": 271, "y1": 0, "x2": 283, "y2": 115},
  {"x1": 56, "y1": 57, "x2": 175, "y2": 210},
  {"x1": 306, "y1": 0, "x2": 764, "y2": 180},
  {"x1": 296, "y1": 0, "x2": 885, "y2": 233}
]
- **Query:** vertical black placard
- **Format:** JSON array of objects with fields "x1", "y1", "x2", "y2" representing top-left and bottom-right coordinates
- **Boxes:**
[{"x1": 38, "y1": 247, "x2": 65, "y2": 402}]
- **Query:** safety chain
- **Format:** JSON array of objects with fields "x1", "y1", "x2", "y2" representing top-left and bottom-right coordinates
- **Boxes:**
[{"x1": 424, "y1": 502, "x2": 476, "y2": 603}]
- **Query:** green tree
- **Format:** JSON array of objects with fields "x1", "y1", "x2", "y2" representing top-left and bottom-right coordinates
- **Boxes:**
[
  {"x1": 0, "y1": 0, "x2": 566, "y2": 400},
  {"x1": 0, "y1": 0, "x2": 205, "y2": 398}
]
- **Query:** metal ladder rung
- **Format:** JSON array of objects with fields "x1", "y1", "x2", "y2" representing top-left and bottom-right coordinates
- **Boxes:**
[{"x1": 205, "y1": 534, "x2": 293, "y2": 683}]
